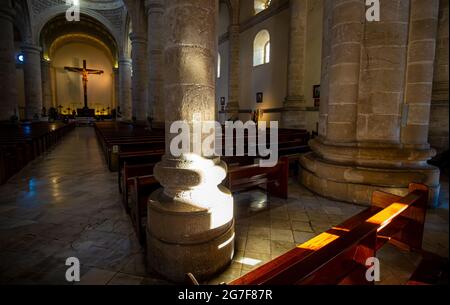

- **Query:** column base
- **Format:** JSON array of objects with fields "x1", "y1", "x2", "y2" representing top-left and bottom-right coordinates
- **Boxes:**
[
  {"x1": 300, "y1": 152, "x2": 441, "y2": 207},
  {"x1": 281, "y1": 109, "x2": 306, "y2": 129},
  {"x1": 146, "y1": 187, "x2": 235, "y2": 283}
]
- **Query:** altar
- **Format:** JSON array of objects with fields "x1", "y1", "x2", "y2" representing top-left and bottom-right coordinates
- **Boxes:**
[{"x1": 77, "y1": 107, "x2": 95, "y2": 117}]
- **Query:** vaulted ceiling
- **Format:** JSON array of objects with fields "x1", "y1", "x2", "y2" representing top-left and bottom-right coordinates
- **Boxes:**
[{"x1": 13, "y1": 0, "x2": 129, "y2": 57}]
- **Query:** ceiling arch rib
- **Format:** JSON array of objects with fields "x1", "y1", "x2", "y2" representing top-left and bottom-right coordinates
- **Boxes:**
[
  {"x1": 40, "y1": 13, "x2": 119, "y2": 64},
  {"x1": 32, "y1": 4, "x2": 125, "y2": 56}
]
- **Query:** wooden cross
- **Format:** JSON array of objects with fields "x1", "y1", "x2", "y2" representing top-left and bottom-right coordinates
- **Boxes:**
[{"x1": 64, "y1": 60, "x2": 104, "y2": 109}]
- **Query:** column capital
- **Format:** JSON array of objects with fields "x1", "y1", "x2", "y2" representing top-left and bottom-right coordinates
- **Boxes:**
[
  {"x1": 21, "y1": 44, "x2": 42, "y2": 54},
  {"x1": 129, "y1": 32, "x2": 147, "y2": 44},
  {"x1": 119, "y1": 57, "x2": 132, "y2": 65}
]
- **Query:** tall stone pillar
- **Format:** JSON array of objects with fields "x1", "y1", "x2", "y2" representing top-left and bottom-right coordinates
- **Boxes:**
[
  {"x1": 146, "y1": 0, "x2": 165, "y2": 125},
  {"x1": 130, "y1": 33, "x2": 148, "y2": 122},
  {"x1": 41, "y1": 59, "x2": 53, "y2": 109},
  {"x1": 147, "y1": 0, "x2": 234, "y2": 282},
  {"x1": 226, "y1": 23, "x2": 240, "y2": 118},
  {"x1": 22, "y1": 44, "x2": 43, "y2": 120},
  {"x1": 118, "y1": 57, "x2": 132, "y2": 121},
  {"x1": 113, "y1": 67, "x2": 119, "y2": 114},
  {"x1": 282, "y1": 0, "x2": 308, "y2": 129},
  {"x1": 0, "y1": 4, "x2": 17, "y2": 121},
  {"x1": 430, "y1": 0, "x2": 449, "y2": 153},
  {"x1": 300, "y1": 0, "x2": 441, "y2": 207}
]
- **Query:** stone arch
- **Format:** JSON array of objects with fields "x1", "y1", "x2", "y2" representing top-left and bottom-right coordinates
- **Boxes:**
[{"x1": 32, "y1": 4, "x2": 123, "y2": 56}]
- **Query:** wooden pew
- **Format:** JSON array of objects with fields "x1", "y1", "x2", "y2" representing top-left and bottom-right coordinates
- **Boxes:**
[
  {"x1": 121, "y1": 162, "x2": 157, "y2": 212},
  {"x1": 0, "y1": 122, "x2": 75, "y2": 184},
  {"x1": 94, "y1": 122, "x2": 164, "y2": 171},
  {"x1": 227, "y1": 183, "x2": 429, "y2": 285},
  {"x1": 225, "y1": 156, "x2": 289, "y2": 199},
  {"x1": 129, "y1": 175, "x2": 160, "y2": 244},
  {"x1": 118, "y1": 151, "x2": 163, "y2": 193},
  {"x1": 406, "y1": 251, "x2": 448, "y2": 285}
]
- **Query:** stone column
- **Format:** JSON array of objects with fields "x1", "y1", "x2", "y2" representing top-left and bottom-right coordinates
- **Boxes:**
[
  {"x1": 147, "y1": 0, "x2": 234, "y2": 282},
  {"x1": 281, "y1": 0, "x2": 308, "y2": 129},
  {"x1": 113, "y1": 67, "x2": 119, "y2": 114},
  {"x1": 0, "y1": 4, "x2": 17, "y2": 121},
  {"x1": 130, "y1": 33, "x2": 148, "y2": 122},
  {"x1": 318, "y1": 0, "x2": 332, "y2": 137},
  {"x1": 41, "y1": 59, "x2": 53, "y2": 109},
  {"x1": 226, "y1": 23, "x2": 240, "y2": 118},
  {"x1": 146, "y1": 0, "x2": 165, "y2": 125},
  {"x1": 300, "y1": 0, "x2": 441, "y2": 207},
  {"x1": 22, "y1": 44, "x2": 43, "y2": 120},
  {"x1": 118, "y1": 57, "x2": 132, "y2": 121},
  {"x1": 429, "y1": 0, "x2": 449, "y2": 153}
]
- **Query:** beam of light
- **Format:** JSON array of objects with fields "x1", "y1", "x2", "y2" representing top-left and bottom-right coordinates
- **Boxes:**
[
  {"x1": 236, "y1": 257, "x2": 262, "y2": 267},
  {"x1": 366, "y1": 202, "x2": 408, "y2": 232},
  {"x1": 297, "y1": 232, "x2": 340, "y2": 251}
]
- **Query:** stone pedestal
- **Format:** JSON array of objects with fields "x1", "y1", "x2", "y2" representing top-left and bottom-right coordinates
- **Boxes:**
[
  {"x1": 301, "y1": 0, "x2": 441, "y2": 207},
  {"x1": 147, "y1": 0, "x2": 234, "y2": 283},
  {"x1": 118, "y1": 57, "x2": 132, "y2": 121},
  {"x1": 22, "y1": 44, "x2": 43, "y2": 120},
  {"x1": 0, "y1": 5, "x2": 17, "y2": 121},
  {"x1": 146, "y1": 0, "x2": 165, "y2": 125},
  {"x1": 130, "y1": 33, "x2": 148, "y2": 122}
]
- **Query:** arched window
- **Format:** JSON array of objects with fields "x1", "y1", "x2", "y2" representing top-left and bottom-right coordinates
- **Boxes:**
[
  {"x1": 254, "y1": 0, "x2": 272, "y2": 14},
  {"x1": 253, "y1": 30, "x2": 271, "y2": 67},
  {"x1": 217, "y1": 53, "x2": 221, "y2": 78}
]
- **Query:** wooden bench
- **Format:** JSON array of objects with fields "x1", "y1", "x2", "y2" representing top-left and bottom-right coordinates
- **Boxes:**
[
  {"x1": 225, "y1": 156, "x2": 289, "y2": 199},
  {"x1": 128, "y1": 175, "x2": 160, "y2": 244},
  {"x1": 227, "y1": 183, "x2": 430, "y2": 285},
  {"x1": 121, "y1": 162, "x2": 157, "y2": 212},
  {"x1": 117, "y1": 151, "x2": 164, "y2": 193},
  {"x1": 0, "y1": 122, "x2": 75, "y2": 184}
]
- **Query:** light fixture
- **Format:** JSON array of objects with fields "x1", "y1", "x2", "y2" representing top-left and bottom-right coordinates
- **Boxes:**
[{"x1": 17, "y1": 54, "x2": 24, "y2": 63}]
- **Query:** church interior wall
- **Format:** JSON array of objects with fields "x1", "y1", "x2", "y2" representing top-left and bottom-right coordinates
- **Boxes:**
[{"x1": 238, "y1": 8, "x2": 290, "y2": 124}]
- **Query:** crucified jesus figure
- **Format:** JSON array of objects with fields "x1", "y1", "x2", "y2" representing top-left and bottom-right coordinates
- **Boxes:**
[{"x1": 64, "y1": 60, "x2": 104, "y2": 109}]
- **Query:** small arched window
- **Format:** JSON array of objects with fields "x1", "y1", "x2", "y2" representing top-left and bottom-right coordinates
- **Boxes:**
[
  {"x1": 217, "y1": 53, "x2": 221, "y2": 78},
  {"x1": 254, "y1": 0, "x2": 272, "y2": 14},
  {"x1": 253, "y1": 30, "x2": 271, "y2": 67}
]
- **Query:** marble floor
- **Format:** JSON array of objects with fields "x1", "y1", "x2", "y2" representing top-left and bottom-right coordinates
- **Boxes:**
[{"x1": 0, "y1": 127, "x2": 448, "y2": 285}]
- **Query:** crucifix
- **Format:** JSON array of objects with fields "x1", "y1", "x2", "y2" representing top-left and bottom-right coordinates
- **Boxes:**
[{"x1": 64, "y1": 60, "x2": 104, "y2": 109}]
